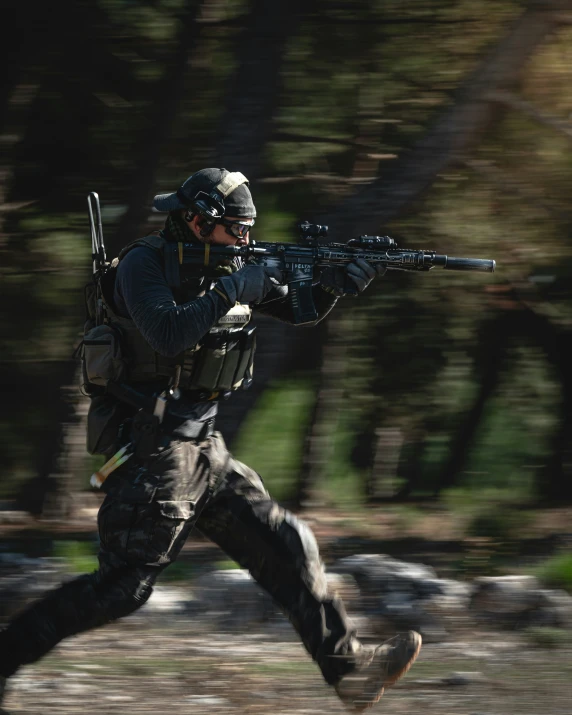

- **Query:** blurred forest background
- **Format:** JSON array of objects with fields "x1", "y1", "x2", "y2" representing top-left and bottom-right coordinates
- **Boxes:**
[{"x1": 2, "y1": 0, "x2": 572, "y2": 536}]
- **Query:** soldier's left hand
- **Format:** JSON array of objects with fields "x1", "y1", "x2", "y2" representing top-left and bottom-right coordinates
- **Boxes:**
[
  {"x1": 346, "y1": 258, "x2": 386, "y2": 293},
  {"x1": 321, "y1": 258, "x2": 386, "y2": 296}
]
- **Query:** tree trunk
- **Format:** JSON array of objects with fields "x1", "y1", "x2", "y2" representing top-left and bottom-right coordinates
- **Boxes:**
[
  {"x1": 436, "y1": 300, "x2": 572, "y2": 501},
  {"x1": 0, "y1": 1, "x2": 35, "y2": 136},
  {"x1": 541, "y1": 375, "x2": 572, "y2": 501},
  {"x1": 366, "y1": 427, "x2": 404, "y2": 500},
  {"x1": 531, "y1": 325, "x2": 572, "y2": 501},
  {"x1": 212, "y1": 0, "x2": 308, "y2": 176},
  {"x1": 40, "y1": 366, "x2": 91, "y2": 522},
  {"x1": 108, "y1": 0, "x2": 211, "y2": 257},
  {"x1": 2, "y1": 1, "x2": 115, "y2": 513},
  {"x1": 209, "y1": 0, "x2": 310, "y2": 445},
  {"x1": 337, "y1": 2, "x2": 567, "y2": 502},
  {"x1": 394, "y1": 430, "x2": 429, "y2": 500},
  {"x1": 436, "y1": 312, "x2": 513, "y2": 493},
  {"x1": 324, "y1": 2, "x2": 566, "y2": 239},
  {"x1": 293, "y1": 314, "x2": 348, "y2": 509}
]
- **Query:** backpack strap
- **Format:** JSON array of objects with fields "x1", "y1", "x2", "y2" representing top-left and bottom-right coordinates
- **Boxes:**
[
  {"x1": 117, "y1": 233, "x2": 165, "y2": 261},
  {"x1": 116, "y1": 233, "x2": 181, "y2": 289}
]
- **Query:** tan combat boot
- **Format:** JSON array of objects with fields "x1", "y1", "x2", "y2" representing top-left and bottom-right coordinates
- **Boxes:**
[{"x1": 335, "y1": 631, "x2": 422, "y2": 712}]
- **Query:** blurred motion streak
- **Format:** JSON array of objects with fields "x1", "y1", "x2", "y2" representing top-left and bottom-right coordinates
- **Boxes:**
[{"x1": 0, "y1": 0, "x2": 571, "y2": 671}]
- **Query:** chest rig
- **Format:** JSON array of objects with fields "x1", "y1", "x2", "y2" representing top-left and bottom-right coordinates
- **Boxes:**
[{"x1": 82, "y1": 233, "x2": 256, "y2": 398}]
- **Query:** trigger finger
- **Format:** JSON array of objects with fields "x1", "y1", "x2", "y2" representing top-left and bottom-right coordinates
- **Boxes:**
[{"x1": 266, "y1": 265, "x2": 284, "y2": 283}]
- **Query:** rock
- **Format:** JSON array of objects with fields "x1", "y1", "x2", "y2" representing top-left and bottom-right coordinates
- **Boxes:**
[
  {"x1": 443, "y1": 671, "x2": 486, "y2": 686},
  {"x1": 326, "y1": 571, "x2": 361, "y2": 611},
  {"x1": 417, "y1": 578, "x2": 471, "y2": 605},
  {"x1": 0, "y1": 553, "x2": 64, "y2": 620},
  {"x1": 333, "y1": 555, "x2": 438, "y2": 599},
  {"x1": 409, "y1": 671, "x2": 485, "y2": 688},
  {"x1": 332, "y1": 555, "x2": 469, "y2": 607},
  {"x1": 471, "y1": 576, "x2": 541, "y2": 614},
  {"x1": 470, "y1": 576, "x2": 572, "y2": 629},
  {"x1": 530, "y1": 589, "x2": 572, "y2": 628},
  {"x1": 331, "y1": 554, "x2": 470, "y2": 642},
  {"x1": 188, "y1": 568, "x2": 361, "y2": 630},
  {"x1": 184, "y1": 695, "x2": 229, "y2": 706},
  {"x1": 130, "y1": 585, "x2": 192, "y2": 622},
  {"x1": 373, "y1": 600, "x2": 447, "y2": 643},
  {"x1": 191, "y1": 569, "x2": 279, "y2": 627}
]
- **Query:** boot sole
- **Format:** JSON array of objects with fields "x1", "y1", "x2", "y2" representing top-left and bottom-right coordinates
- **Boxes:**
[{"x1": 355, "y1": 631, "x2": 422, "y2": 711}]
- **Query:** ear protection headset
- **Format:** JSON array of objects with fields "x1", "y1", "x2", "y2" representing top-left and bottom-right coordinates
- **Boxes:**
[{"x1": 178, "y1": 171, "x2": 249, "y2": 238}]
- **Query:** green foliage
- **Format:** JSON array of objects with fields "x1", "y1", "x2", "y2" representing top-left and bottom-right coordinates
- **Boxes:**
[
  {"x1": 466, "y1": 506, "x2": 532, "y2": 541},
  {"x1": 53, "y1": 540, "x2": 99, "y2": 574},
  {"x1": 320, "y1": 411, "x2": 367, "y2": 510},
  {"x1": 524, "y1": 626, "x2": 572, "y2": 650},
  {"x1": 4, "y1": 0, "x2": 572, "y2": 516},
  {"x1": 534, "y1": 553, "x2": 572, "y2": 593},
  {"x1": 159, "y1": 560, "x2": 197, "y2": 583},
  {"x1": 233, "y1": 377, "x2": 315, "y2": 502},
  {"x1": 215, "y1": 559, "x2": 241, "y2": 570}
]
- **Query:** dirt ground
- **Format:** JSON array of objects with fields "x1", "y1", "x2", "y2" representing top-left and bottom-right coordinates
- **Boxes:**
[
  {"x1": 1, "y1": 505, "x2": 572, "y2": 714},
  {"x1": 2, "y1": 618, "x2": 572, "y2": 715}
]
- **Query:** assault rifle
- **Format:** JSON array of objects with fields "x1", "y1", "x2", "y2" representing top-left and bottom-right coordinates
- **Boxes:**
[{"x1": 165, "y1": 221, "x2": 496, "y2": 325}]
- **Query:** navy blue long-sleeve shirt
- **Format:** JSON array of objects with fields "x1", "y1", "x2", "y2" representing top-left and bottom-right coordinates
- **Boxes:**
[
  {"x1": 114, "y1": 246, "x2": 230, "y2": 357},
  {"x1": 113, "y1": 245, "x2": 338, "y2": 435}
]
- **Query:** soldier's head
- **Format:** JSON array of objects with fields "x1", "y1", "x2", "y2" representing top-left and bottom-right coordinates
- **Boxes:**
[{"x1": 153, "y1": 168, "x2": 256, "y2": 246}]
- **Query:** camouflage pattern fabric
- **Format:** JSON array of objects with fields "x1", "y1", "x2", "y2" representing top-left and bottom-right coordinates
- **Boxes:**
[{"x1": 0, "y1": 433, "x2": 359, "y2": 685}]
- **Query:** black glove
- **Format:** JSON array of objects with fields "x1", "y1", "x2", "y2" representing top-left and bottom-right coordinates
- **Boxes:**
[
  {"x1": 320, "y1": 258, "x2": 386, "y2": 297},
  {"x1": 216, "y1": 264, "x2": 283, "y2": 305}
]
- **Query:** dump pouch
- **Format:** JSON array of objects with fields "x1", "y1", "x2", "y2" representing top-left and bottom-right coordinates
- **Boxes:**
[
  {"x1": 83, "y1": 323, "x2": 127, "y2": 387},
  {"x1": 235, "y1": 326, "x2": 256, "y2": 389},
  {"x1": 86, "y1": 394, "x2": 127, "y2": 455},
  {"x1": 215, "y1": 334, "x2": 242, "y2": 391}
]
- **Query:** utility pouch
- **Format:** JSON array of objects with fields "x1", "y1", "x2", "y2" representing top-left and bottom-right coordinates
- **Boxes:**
[
  {"x1": 87, "y1": 394, "x2": 126, "y2": 455},
  {"x1": 188, "y1": 332, "x2": 227, "y2": 392},
  {"x1": 234, "y1": 326, "x2": 256, "y2": 389},
  {"x1": 83, "y1": 323, "x2": 126, "y2": 387},
  {"x1": 216, "y1": 333, "x2": 242, "y2": 391},
  {"x1": 188, "y1": 325, "x2": 257, "y2": 393},
  {"x1": 131, "y1": 410, "x2": 161, "y2": 459}
]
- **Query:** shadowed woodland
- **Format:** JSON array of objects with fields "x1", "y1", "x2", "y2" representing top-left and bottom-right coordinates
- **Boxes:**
[{"x1": 2, "y1": 0, "x2": 572, "y2": 522}]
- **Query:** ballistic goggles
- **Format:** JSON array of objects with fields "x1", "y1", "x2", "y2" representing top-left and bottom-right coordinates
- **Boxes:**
[{"x1": 218, "y1": 217, "x2": 255, "y2": 239}]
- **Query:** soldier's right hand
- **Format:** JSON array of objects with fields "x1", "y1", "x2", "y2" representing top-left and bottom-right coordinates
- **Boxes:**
[{"x1": 216, "y1": 264, "x2": 283, "y2": 305}]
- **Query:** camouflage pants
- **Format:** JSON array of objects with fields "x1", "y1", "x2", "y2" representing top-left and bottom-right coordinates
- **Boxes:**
[{"x1": 0, "y1": 432, "x2": 358, "y2": 685}]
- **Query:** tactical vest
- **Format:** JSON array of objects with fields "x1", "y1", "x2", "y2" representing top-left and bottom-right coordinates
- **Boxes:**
[{"x1": 82, "y1": 234, "x2": 256, "y2": 397}]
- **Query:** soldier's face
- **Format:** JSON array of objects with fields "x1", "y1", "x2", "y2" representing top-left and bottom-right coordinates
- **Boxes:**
[
  {"x1": 212, "y1": 216, "x2": 254, "y2": 246},
  {"x1": 185, "y1": 212, "x2": 253, "y2": 246}
]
